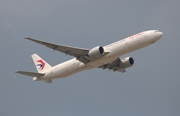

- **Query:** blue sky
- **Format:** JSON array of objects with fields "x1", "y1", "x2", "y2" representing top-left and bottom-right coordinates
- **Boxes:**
[{"x1": 1, "y1": 0, "x2": 180, "y2": 116}]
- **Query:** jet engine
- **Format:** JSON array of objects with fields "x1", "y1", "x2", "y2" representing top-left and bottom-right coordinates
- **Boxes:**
[
  {"x1": 120, "y1": 57, "x2": 134, "y2": 68},
  {"x1": 88, "y1": 46, "x2": 104, "y2": 58}
]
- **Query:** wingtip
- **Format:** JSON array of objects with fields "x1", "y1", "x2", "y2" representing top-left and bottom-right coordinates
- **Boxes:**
[
  {"x1": 15, "y1": 71, "x2": 20, "y2": 73},
  {"x1": 24, "y1": 37, "x2": 31, "y2": 40},
  {"x1": 24, "y1": 37, "x2": 39, "y2": 42}
]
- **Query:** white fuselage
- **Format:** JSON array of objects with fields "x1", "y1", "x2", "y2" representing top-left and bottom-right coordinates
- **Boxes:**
[{"x1": 41, "y1": 30, "x2": 163, "y2": 80}]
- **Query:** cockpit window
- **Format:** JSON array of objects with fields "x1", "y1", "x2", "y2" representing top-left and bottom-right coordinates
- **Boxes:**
[{"x1": 154, "y1": 30, "x2": 159, "y2": 33}]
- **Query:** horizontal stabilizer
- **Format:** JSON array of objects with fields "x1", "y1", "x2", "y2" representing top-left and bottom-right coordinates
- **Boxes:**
[{"x1": 16, "y1": 71, "x2": 45, "y2": 77}]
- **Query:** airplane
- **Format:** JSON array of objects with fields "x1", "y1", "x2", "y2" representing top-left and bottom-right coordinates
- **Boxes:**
[{"x1": 16, "y1": 30, "x2": 163, "y2": 83}]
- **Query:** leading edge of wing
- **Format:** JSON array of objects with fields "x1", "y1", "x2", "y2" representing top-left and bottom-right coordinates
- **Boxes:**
[{"x1": 25, "y1": 38, "x2": 89, "y2": 57}]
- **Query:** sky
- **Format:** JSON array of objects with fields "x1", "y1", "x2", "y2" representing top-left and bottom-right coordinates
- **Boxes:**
[{"x1": 1, "y1": 0, "x2": 180, "y2": 116}]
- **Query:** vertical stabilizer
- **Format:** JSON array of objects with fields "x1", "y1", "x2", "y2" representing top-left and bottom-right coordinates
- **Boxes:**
[{"x1": 31, "y1": 54, "x2": 52, "y2": 73}]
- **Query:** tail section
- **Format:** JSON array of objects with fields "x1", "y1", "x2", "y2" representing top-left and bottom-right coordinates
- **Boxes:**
[{"x1": 31, "y1": 54, "x2": 52, "y2": 73}]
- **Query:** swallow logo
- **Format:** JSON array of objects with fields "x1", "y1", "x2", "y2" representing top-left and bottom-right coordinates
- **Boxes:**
[{"x1": 36, "y1": 60, "x2": 45, "y2": 70}]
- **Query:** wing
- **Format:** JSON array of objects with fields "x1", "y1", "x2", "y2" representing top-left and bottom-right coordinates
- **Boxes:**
[
  {"x1": 99, "y1": 58, "x2": 126, "y2": 73},
  {"x1": 16, "y1": 71, "x2": 45, "y2": 77},
  {"x1": 25, "y1": 38, "x2": 90, "y2": 63}
]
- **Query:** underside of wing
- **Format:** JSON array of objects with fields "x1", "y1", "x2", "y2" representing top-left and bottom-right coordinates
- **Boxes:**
[
  {"x1": 16, "y1": 71, "x2": 45, "y2": 77},
  {"x1": 25, "y1": 38, "x2": 90, "y2": 63},
  {"x1": 99, "y1": 57, "x2": 134, "y2": 72},
  {"x1": 99, "y1": 58, "x2": 126, "y2": 73}
]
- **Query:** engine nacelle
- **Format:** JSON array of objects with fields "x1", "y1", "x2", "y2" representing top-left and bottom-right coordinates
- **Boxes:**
[
  {"x1": 121, "y1": 57, "x2": 134, "y2": 68},
  {"x1": 88, "y1": 46, "x2": 104, "y2": 58}
]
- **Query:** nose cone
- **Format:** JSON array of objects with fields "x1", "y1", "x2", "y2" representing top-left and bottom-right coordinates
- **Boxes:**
[
  {"x1": 157, "y1": 32, "x2": 163, "y2": 38},
  {"x1": 154, "y1": 31, "x2": 163, "y2": 41}
]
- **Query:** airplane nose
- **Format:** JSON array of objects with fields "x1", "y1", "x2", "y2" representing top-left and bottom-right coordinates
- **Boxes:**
[
  {"x1": 150, "y1": 31, "x2": 163, "y2": 43},
  {"x1": 155, "y1": 31, "x2": 163, "y2": 40},
  {"x1": 158, "y1": 32, "x2": 163, "y2": 38}
]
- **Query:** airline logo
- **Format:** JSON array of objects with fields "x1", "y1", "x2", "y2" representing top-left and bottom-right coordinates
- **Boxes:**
[{"x1": 36, "y1": 60, "x2": 45, "y2": 70}]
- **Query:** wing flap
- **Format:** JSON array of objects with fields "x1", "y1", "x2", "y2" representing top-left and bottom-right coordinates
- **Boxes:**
[
  {"x1": 25, "y1": 38, "x2": 110, "y2": 64},
  {"x1": 25, "y1": 38, "x2": 89, "y2": 57},
  {"x1": 16, "y1": 71, "x2": 45, "y2": 77},
  {"x1": 25, "y1": 38, "x2": 91, "y2": 63},
  {"x1": 99, "y1": 58, "x2": 126, "y2": 73}
]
